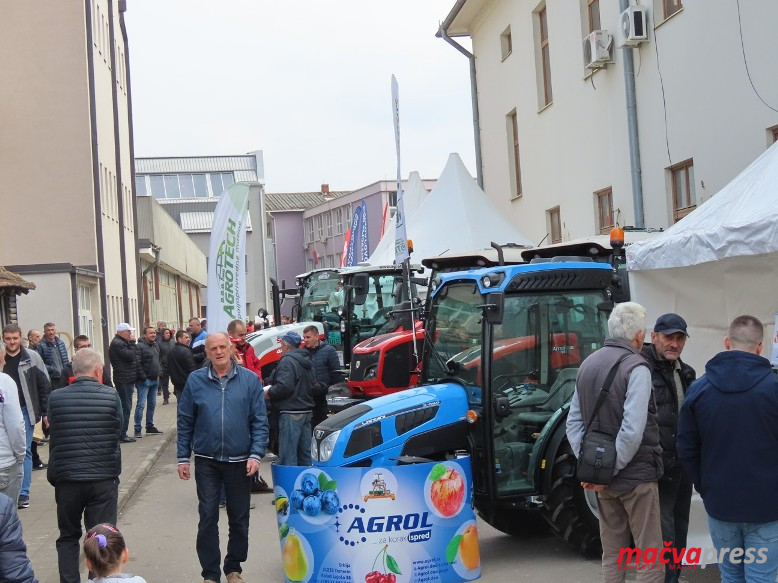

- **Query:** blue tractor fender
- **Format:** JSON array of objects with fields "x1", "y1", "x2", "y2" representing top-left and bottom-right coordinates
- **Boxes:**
[{"x1": 313, "y1": 382, "x2": 472, "y2": 468}]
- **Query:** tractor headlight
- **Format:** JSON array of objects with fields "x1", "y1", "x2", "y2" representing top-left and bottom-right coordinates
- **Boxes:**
[
  {"x1": 364, "y1": 364, "x2": 378, "y2": 380},
  {"x1": 313, "y1": 430, "x2": 341, "y2": 462}
]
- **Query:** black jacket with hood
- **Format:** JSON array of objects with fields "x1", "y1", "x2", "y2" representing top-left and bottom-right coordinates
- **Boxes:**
[{"x1": 267, "y1": 348, "x2": 315, "y2": 413}]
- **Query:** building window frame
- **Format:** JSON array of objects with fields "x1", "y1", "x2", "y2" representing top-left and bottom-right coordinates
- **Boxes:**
[
  {"x1": 587, "y1": 0, "x2": 601, "y2": 32},
  {"x1": 538, "y1": 5, "x2": 553, "y2": 107},
  {"x1": 507, "y1": 110, "x2": 523, "y2": 199},
  {"x1": 306, "y1": 218, "x2": 314, "y2": 243},
  {"x1": 663, "y1": 0, "x2": 683, "y2": 19},
  {"x1": 548, "y1": 206, "x2": 562, "y2": 243},
  {"x1": 670, "y1": 158, "x2": 696, "y2": 222},
  {"x1": 315, "y1": 215, "x2": 324, "y2": 240},
  {"x1": 500, "y1": 26, "x2": 513, "y2": 61},
  {"x1": 595, "y1": 187, "x2": 613, "y2": 234},
  {"x1": 326, "y1": 212, "x2": 333, "y2": 238}
]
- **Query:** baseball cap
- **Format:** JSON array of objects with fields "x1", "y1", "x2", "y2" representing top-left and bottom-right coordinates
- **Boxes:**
[
  {"x1": 653, "y1": 313, "x2": 689, "y2": 337},
  {"x1": 116, "y1": 323, "x2": 134, "y2": 333},
  {"x1": 278, "y1": 331, "x2": 302, "y2": 347}
]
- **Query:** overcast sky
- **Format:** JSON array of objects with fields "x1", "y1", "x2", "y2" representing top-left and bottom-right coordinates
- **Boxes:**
[{"x1": 124, "y1": 1, "x2": 476, "y2": 193}]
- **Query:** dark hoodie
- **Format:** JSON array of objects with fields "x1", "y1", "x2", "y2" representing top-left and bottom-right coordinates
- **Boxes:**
[
  {"x1": 678, "y1": 350, "x2": 778, "y2": 523},
  {"x1": 267, "y1": 348, "x2": 315, "y2": 413}
]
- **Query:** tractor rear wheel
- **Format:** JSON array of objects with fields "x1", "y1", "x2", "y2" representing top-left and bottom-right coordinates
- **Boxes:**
[
  {"x1": 478, "y1": 507, "x2": 550, "y2": 537},
  {"x1": 541, "y1": 440, "x2": 601, "y2": 557}
]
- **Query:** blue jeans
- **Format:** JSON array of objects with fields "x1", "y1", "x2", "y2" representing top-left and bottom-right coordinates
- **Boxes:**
[
  {"x1": 20, "y1": 407, "x2": 34, "y2": 498},
  {"x1": 707, "y1": 516, "x2": 778, "y2": 583},
  {"x1": 194, "y1": 458, "x2": 251, "y2": 581},
  {"x1": 115, "y1": 383, "x2": 134, "y2": 438},
  {"x1": 134, "y1": 378, "x2": 159, "y2": 432},
  {"x1": 278, "y1": 412, "x2": 312, "y2": 466}
]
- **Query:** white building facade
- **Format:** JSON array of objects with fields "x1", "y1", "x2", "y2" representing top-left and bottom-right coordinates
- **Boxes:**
[{"x1": 443, "y1": 0, "x2": 778, "y2": 244}]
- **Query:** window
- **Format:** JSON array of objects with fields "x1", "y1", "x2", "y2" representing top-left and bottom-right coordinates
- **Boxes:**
[
  {"x1": 508, "y1": 110, "x2": 522, "y2": 198},
  {"x1": 163, "y1": 175, "x2": 180, "y2": 198},
  {"x1": 150, "y1": 175, "x2": 165, "y2": 199},
  {"x1": 315, "y1": 215, "x2": 324, "y2": 240},
  {"x1": 179, "y1": 174, "x2": 195, "y2": 198},
  {"x1": 548, "y1": 206, "x2": 562, "y2": 243},
  {"x1": 135, "y1": 175, "x2": 147, "y2": 196},
  {"x1": 596, "y1": 188, "x2": 613, "y2": 233},
  {"x1": 587, "y1": 0, "x2": 601, "y2": 32},
  {"x1": 770, "y1": 125, "x2": 778, "y2": 144},
  {"x1": 388, "y1": 191, "x2": 398, "y2": 207},
  {"x1": 335, "y1": 207, "x2": 344, "y2": 234},
  {"x1": 193, "y1": 174, "x2": 208, "y2": 197},
  {"x1": 538, "y1": 6, "x2": 553, "y2": 106},
  {"x1": 500, "y1": 26, "x2": 512, "y2": 60},
  {"x1": 670, "y1": 159, "x2": 696, "y2": 222},
  {"x1": 306, "y1": 219, "x2": 314, "y2": 243},
  {"x1": 326, "y1": 212, "x2": 333, "y2": 238},
  {"x1": 663, "y1": 0, "x2": 682, "y2": 19}
]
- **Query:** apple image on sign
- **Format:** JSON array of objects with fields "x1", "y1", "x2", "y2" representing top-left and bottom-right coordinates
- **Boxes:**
[{"x1": 428, "y1": 463, "x2": 465, "y2": 518}]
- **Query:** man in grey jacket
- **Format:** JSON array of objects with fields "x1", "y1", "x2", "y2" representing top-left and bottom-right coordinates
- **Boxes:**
[
  {"x1": 0, "y1": 346, "x2": 25, "y2": 504},
  {"x1": 566, "y1": 302, "x2": 663, "y2": 582},
  {"x1": 134, "y1": 327, "x2": 162, "y2": 439}
]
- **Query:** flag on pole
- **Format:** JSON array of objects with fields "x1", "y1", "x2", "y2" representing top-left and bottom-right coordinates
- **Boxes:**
[
  {"x1": 340, "y1": 229, "x2": 351, "y2": 267},
  {"x1": 344, "y1": 203, "x2": 364, "y2": 267},
  {"x1": 358, "y1": 200, "x2": 369, "y2": 263},
  {"x1": 206, "y1": 182, "x2": 250, "y2": 335},
  {"x1": 379, "y1": 201, "x2": 389, "y2": 238},
  {"x1": 391, "y1": 75, "x2": 409, "y2": 264}
]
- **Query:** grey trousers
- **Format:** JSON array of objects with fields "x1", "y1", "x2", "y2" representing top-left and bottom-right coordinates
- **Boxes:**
[
  {"x1": 0, "y1": 461, "x2": 23, "y2": 505},
  {"x1": 598, "y1": 480, "x2": 664, "y2": 583}
]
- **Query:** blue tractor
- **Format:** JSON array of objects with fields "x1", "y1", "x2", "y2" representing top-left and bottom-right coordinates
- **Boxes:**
[{"x1": 311, "y1": 259, "x2": 619, "y2": 555}]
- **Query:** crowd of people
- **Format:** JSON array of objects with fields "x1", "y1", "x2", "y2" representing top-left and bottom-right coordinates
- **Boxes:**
[{"x1": 567, "y1": 304, "x2": 778, "y2": 583}]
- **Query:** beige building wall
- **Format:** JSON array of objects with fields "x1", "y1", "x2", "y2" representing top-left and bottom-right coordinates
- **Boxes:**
[
  {"x1": 0, "y1": 0, "x2": 139, "y2": 355},
  {"x1": 446, "y1": 0, "x2": 778, "y2": 244}
]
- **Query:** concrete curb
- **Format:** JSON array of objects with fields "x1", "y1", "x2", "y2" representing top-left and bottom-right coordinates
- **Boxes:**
[{"x1": 117, "y1": 428, "x2": 177, "y2": 515}]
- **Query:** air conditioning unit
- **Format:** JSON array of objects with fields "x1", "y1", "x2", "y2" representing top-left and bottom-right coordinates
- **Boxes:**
[
  {"x1": 619, "y1": 6, "x2": 648, "y2": 47},
  {"x1": 583, "y1": 30, "x2": 613, "y2": 69}
]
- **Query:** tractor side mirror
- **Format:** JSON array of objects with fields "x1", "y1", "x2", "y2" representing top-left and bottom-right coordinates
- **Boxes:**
[
  {"x1": 483, "y1": 291, "x2": 504, "y2": 325},
  {"x1": 352, "y1": 273, "x2": 369, "y2": 305}
]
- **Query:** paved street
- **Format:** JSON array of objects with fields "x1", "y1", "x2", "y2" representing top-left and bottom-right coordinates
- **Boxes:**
[{"x1": 19, "y1": 395, "x2": 721, "y2": 582}]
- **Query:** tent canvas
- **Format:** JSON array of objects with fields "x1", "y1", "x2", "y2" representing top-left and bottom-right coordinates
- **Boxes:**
[
  {"x1": 367, "y1": 153, "x2": 533, "y2": 265},
  {"x1": 625, "y1": 142, "x2": 778, "y2": 371}
]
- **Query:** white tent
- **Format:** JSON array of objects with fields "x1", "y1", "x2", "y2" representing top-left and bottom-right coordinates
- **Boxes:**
[
  {"x1": 626, "y1": 142, "x2": 778, "y2": 371},
  {"x1": 368, "y1": 171, "x2": 429, "y2": 265},
  {"x1": 367, "y1": 153, "x2": 533, "y2": 265}
]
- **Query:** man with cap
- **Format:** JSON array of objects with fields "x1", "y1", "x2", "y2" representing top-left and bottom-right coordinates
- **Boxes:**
[
  {"x1": 264, "y1": 331, "x2": 315, "y2": 466},
  {"x1": 108, "y1": 323, "x2": 138, "y2": 443},
  {"x1": 641, "y1": 313, "x2": 696, "y2": 583}
]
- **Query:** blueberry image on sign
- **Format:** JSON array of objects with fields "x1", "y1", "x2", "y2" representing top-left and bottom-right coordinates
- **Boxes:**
[
  {"x1": 290, "y1": 489, "x2": 306, "y2": 510},
  {"x1": 321, "y1": 491, "x2": 340, "y2": 515},
  {"x1": 303, "y1": 495, "x2": 322, "y2": 516},
  {"x1": 300, "y1": 473, "x2": 319, "y2": 496}
]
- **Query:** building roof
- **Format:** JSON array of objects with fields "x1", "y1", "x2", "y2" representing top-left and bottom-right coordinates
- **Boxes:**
[
  {"x1": 179, "y1": 211, "x2": 253, "y2": 234},
  {"x1": 266, "y1": 191, "x2": 350, "y2": 212},
  {"x1": 0, "y1": 266, "x2": 35, "y2": 294}
]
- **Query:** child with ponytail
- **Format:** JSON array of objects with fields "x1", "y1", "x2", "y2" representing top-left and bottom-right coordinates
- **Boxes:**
[{"x1": 83, "y1": 524, "x2": 147, "y2": 582}]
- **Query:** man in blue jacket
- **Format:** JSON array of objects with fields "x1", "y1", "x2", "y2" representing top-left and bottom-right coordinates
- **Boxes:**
[
  {"x1": 678, "y1": 315, "x2": 778, "y2": 582},
  {"x1": 177, "y1": 332, "x2": 268, "y2": 583},
  {"x1": 0, "y1": 492, "x2": 38, "y2": 583},
  {"x1": 302, "y1": 325, "x2": 343, "y2": 427}
]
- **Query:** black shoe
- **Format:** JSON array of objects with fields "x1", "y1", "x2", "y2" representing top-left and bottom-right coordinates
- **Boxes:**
[
  {"x1": 145, "y1": 426, "x2": 163, "y2": 435},
  {"x1": 33, "y1": 461, "x2": 47, "y2": 470},
  {"x1": 251, "y1": 475, "x2": 273, "y2": 493},
  {"x1": 17, "y1": 496, "x2": 29, "y2": 509},
  {"x1": 120, "y1": 436, "x2": 136, "y2": 443},
  {"x1": 134, "y1": 430, "x2": 143, "y2": 439},
  {"x1": 163, "y1": 398, "x2": 169, "y2": 405}
]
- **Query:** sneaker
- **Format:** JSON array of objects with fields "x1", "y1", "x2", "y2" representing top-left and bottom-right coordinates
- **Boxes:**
[
  {"x1": 145, "y1": 426, "x2": 163, "y2": 435},
  {"x1": 119, "y1": 436, "x2": 136, "y2": 443},
  {"x1": 33, "y1": 461, "x2": 47, "y2": 470},
  {"x1": 249, "y1": 502, "x2": 256, "y2": 510},
  {"x1": 219, "y1": 501, "x2": 226, "y2": 509},
  {"x1": 17, "y1": 495, "x2": 29, "y2": 509},
  {"x1": 226, "y1": 572, "x2": 245, "y2": 583},
  {"x1": 251, "y1": 475, "x2": 273, "y2": 493},
  {"x1": 134, "y1": 430, "x2": 143, "y2": 439},
  {"x1": 163, "y1": 398, "x2": 169, "y2": 405}
]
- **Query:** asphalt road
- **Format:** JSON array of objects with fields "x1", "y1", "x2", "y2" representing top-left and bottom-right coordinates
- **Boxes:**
[{"x1": 116, "y1": 439, "x2": 721, "y2": 582}]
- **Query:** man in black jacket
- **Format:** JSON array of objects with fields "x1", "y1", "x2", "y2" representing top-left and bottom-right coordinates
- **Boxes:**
[
  {"x1": 302, "y1": 325, "x2": 343, "y2": 427},
  {"x1": 134, "y1": 327, "x2": 162, "y2": 439},
  {"x1": 265, "y1": 331, "x2": 315, "y2": 466},
  {"x1": 47, "y1": 348, "x2": 122, "y2": 583},
  {"x1": 108, "y1": 323, "x2": 138, "y2": 443},
  {"x1": 167, "y1": 330, "x2": 195, "y2": 401},
  {"x1": 642, "y1": 314, "x2": 695, "y2": 583}
]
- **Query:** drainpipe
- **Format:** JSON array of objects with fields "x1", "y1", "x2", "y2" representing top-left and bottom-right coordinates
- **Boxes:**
[
  {"x1": 437, "y1": 0, "x2": 483, "y2": 189},
  {"x1": 620, "y1": 0, "x2": 645, "y2": 228}
]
